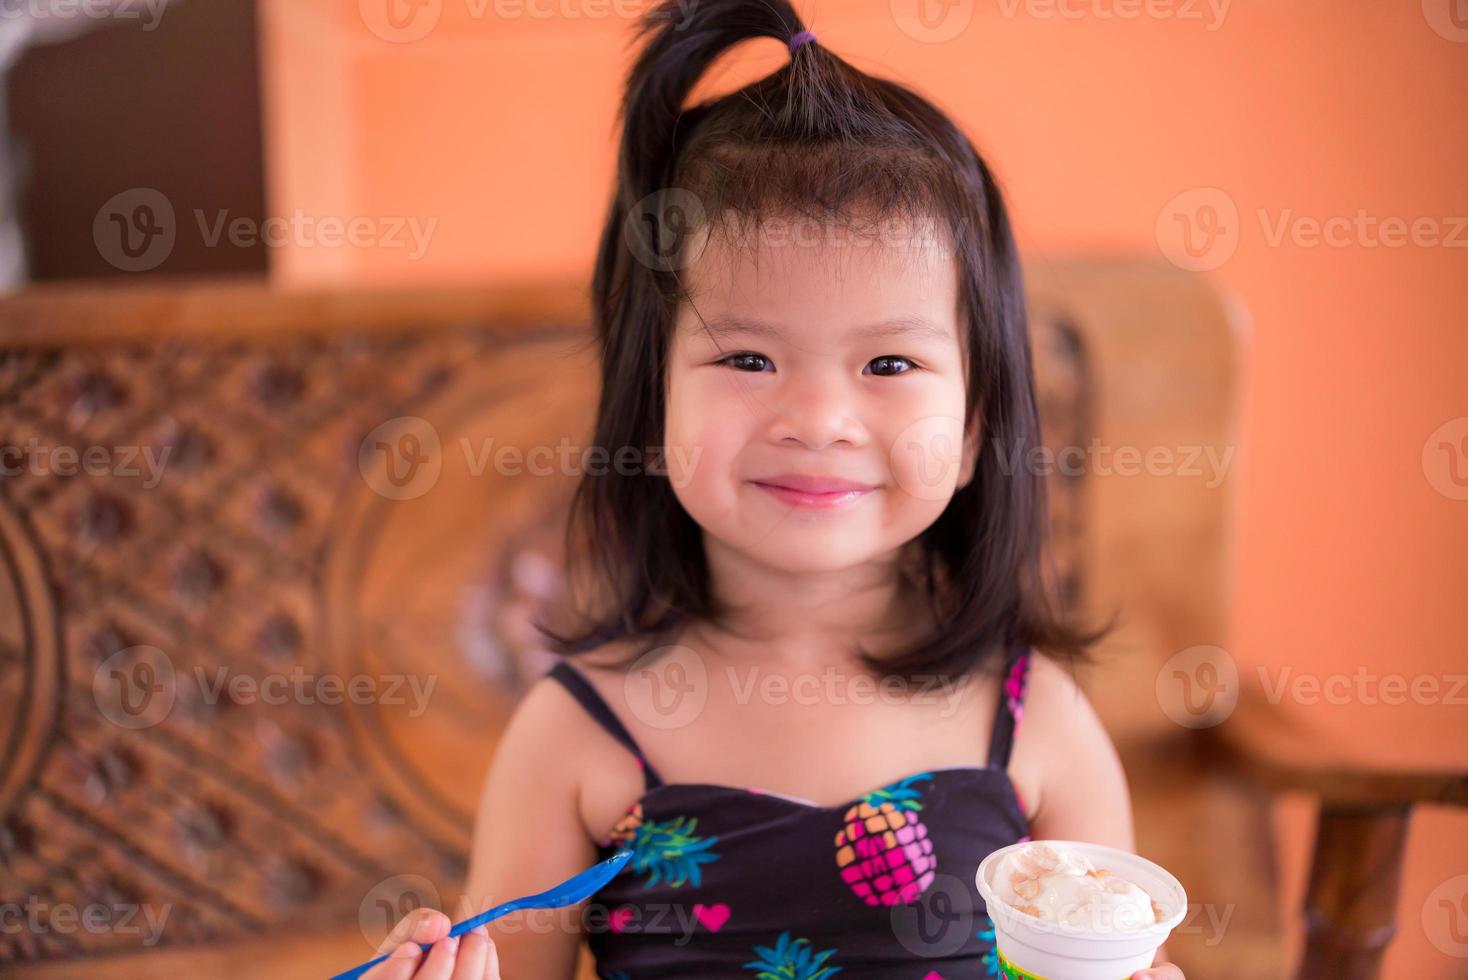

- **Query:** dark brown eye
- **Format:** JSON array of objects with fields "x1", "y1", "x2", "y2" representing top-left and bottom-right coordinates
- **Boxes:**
[
  {"x1": 718, "y1": 352, "x2": 772, "y2": 372},
  {"x1": 866, "y1": 356, "x2": 914, "y2": 376}
]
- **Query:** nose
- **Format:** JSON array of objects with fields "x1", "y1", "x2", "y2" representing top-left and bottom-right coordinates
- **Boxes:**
[{"x1": 763, "y1": 370, "x2": 868, "y2": 450}]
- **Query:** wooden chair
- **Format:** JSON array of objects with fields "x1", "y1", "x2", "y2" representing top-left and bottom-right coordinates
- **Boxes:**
[
  {"x1": 0, "y1": 260, "x2": 1268, "y2": 979},
  {"x1": 1201, "y1": 726, "x2": 1468, "y2": 979}
]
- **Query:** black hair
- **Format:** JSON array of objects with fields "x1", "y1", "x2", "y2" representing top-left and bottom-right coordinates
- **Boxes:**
[{"x1": 537, "y1": 0, "x2": 1115, "y2": 682}]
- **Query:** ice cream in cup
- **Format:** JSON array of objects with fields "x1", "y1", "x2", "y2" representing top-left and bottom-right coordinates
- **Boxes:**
[{"x1": 975, "y1": 839, "x2": 1187, "y2": 979}]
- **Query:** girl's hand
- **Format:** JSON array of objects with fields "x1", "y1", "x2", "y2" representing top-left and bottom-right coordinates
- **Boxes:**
[
  {"x1": 1130, "y1": 940, "x2": 1183, "y2": 978},
  {"x1": 363, "y1": 907, "x2": 502, "y2": 980}
]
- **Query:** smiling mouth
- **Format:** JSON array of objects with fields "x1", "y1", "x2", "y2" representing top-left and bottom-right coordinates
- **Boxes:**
[{"x1": 749, "y1": 480, "x2": 877, "y2": 510}]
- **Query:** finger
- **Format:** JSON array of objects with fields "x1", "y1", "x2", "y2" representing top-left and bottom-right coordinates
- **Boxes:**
[
  {"x1": 361, "y1": 940, "x2": 426, "y2": 980},
  {"x1": 375, "y1": 908, "x2": 424, "y2": 956},
  {"x1": 1132, "y1": 966, "x2": 1185, "y2": 980},
  {"x1": 377, "y1": 908, "x2": 452, "y2": 957},
  {"x1": 450, "y1": 925, "x2": 488, "y2": 980},
  {"x1": 483, "y1": 928, "x2": 501, "y2": 980},
  {"x1": 413, "y1": 934, "x2": 460, "y2": 980}
]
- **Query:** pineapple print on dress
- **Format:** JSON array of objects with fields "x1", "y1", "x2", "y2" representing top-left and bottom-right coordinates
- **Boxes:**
[
  {"x1": 743, "y1": 931, "x2": 842, "y2": 979},
  {"x1": 606, "y1": 802, "x2": 721, "y2": 888},
  {"x1": 834, "y1": 772, "x2": 937, "y2": 906}
]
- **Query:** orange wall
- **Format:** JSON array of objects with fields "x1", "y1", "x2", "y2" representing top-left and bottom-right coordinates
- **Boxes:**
[{"x1": 257, "y1": 1, "x2": 1468, "y2": 974}]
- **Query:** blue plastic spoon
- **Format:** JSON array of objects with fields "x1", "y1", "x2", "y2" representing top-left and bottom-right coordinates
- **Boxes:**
[{"x1": 329, "y1": 848, "x2": 632, "y2": 980}]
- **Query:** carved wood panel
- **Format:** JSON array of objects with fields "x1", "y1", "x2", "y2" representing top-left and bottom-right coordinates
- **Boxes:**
[{"x1": 0, "y1": 301, "x2": 1088, "y2": 968}]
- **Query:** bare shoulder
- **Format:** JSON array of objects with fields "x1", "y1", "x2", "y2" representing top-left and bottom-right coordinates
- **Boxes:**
[
  {"x1": 1022, "y1": 649, "x2": 1090, "y2": 721},
  {"x1": 477, "y1": 670, "x2": 587, "y2": 823},
  {"x1": 500, "y1": 645, "x2": 639, "y2": 788},
  {"x1": 1011, "y1": 649, "x2": 1112, "y2": 763},
  {"x1": 506, "y1": 641, "x2": 652, "y2": 836}
]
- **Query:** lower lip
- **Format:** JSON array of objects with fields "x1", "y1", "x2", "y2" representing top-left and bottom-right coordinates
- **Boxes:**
[{"x1": 752, "y1": 482, "x2": 874, "y2": 509}]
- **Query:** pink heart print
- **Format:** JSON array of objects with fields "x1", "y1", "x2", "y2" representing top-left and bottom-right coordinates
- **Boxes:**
[
  {"x1": 609, "y1": 906, "x2": 634, "y2": 933},
  {"x1": 692, "y1": 902, "x2": 730, "y2": 932}
]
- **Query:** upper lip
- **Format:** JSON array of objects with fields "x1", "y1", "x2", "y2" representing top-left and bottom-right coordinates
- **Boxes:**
[{"x1": 751, "y1": 474, "x2": 876, "y2": 493}]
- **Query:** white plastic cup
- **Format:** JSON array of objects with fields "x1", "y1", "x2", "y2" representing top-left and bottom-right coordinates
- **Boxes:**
[{"x1": 975, "y1": 839, "x2": 1187, "y2": 979}]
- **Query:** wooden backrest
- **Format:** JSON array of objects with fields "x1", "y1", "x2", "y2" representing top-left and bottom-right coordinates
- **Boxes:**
[{"x1": 0, "y1": 261, "x2": 1246, "y2": 978}]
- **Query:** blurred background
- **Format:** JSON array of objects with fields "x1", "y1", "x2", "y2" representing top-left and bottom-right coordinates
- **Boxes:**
[{"x1": 0, "y1": 1, "x2": 1465, "y2": 978}]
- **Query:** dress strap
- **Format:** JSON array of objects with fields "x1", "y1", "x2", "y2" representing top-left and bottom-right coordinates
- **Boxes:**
[
  {"x1": 545, "y1": 660, "x2": 664, "y2": 790},
  {"x1": 986, "y1": 644, "x2": 1032, "y2": 769}
]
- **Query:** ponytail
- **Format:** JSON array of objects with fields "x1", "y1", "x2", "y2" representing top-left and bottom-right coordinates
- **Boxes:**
[{"x1": 619, "y1": 0, "x2": 809, "y2": 195}]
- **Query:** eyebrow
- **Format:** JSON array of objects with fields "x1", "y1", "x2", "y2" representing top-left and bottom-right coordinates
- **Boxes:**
[{"x1": 693, "y1": 313, "x2": 954, "y2": 345}]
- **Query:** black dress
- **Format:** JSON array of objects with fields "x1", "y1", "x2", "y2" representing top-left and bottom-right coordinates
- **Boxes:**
[{"x1": 544, "y1": 646, "x2": 1035, "y2": 980}]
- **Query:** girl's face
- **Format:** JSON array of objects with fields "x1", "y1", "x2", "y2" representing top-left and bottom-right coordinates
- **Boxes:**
[{"x1": 664, "y1": 218, "x2": 978, "y2": 575}]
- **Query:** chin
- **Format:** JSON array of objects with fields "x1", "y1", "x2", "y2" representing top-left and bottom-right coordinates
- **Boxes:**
[{"x1": 720, "y1": 523, "x2": 897, "y2": 573}]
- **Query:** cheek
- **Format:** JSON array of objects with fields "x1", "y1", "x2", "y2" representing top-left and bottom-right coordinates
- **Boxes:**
[
  {"x1": 880, "y1": 387, "x2": 969, "y2": 506},
  {"x1": 664, "y1": 374, "x2": 750, "y2": 507}
]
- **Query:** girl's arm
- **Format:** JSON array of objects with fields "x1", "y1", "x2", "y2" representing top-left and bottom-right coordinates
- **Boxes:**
[
  {"x1": 1017, "y1": 653, "x2": 1135, "y2": 847},
  {"x1": 1015, "y1": 653, "x2": 1182, "y2": 979},
  {"x1": 460, "y1": 676, "x2": 599, "y2": 978}
]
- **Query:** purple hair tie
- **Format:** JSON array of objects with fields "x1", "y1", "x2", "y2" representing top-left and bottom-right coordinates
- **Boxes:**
[{"x1": 788, "y1": 29, "x2": 816, "y2": 54}]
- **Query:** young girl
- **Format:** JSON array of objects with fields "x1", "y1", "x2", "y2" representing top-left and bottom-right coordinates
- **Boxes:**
[{"x1": 367, "y1": 0, "x2": 1185, "y2": 977}]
